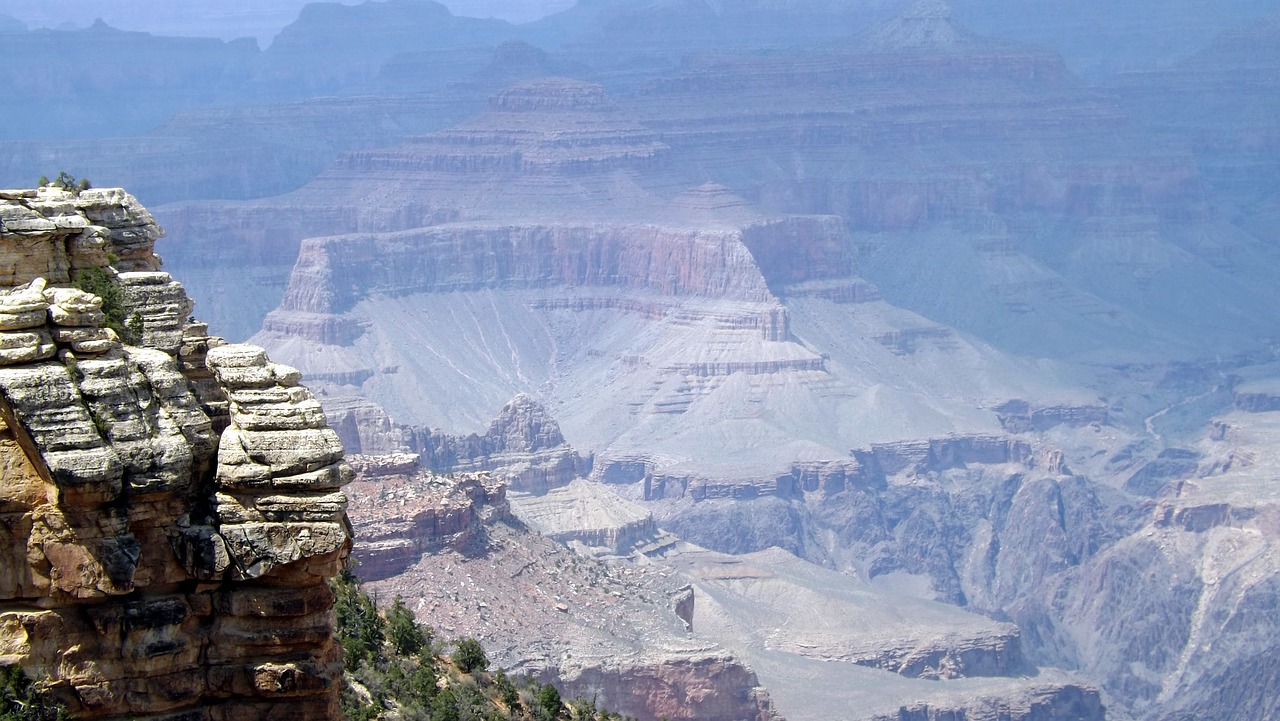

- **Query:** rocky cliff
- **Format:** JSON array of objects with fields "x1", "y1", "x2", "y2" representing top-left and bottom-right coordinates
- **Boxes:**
[
  {"x1": 0, "y1": 186, "x2": 351, "y2": 720},
  {"x1": 343, "y1": 462, "x2": 777, "y2": 721},
  {"x1": 327, "y1": 393, "x2": 586, "y2": 494}
]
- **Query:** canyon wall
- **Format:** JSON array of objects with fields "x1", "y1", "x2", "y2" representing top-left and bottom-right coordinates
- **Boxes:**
[
  {"x1": 0, "y1": 187, "x2": 351, "y2": 720},
  {"x1": 343, "y1": 462, "x2": 777, "y2": 721}
]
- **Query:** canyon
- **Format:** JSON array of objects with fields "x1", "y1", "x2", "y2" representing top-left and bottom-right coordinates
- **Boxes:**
[{"x1": 2, "y1": 1, "x2": 1279, "y2": 720}]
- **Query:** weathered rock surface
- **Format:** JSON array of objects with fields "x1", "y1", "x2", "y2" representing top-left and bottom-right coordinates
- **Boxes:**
[
  {"x1": 0, "y1": 20, "x2": 257, "y2": 141},
  {"x1": 328, "y1": 393, "x2": 587, "y2": 494},
  {"x1": 950, "y1": 0, "x2": 1271, "y2": 79},
  {"x1": 1234, "y1": 380, "x2": 1280, "y2": 413},
  {"x1": 344, "y1": 467, "x2": 776, "y2": 721},
  {"x1": 0, "y1": 188, "x2": 351, "y2": 720},
  {"x1": 512, "y1": 478, "x2": 658, "y2": 554},
  {"x1": 654, "y1": 544, "x2": 1104, "y2": 721},
  {"x1": 618, "y1": 7, "x2": 1280, "y2": 360},
  {"x1": 620, "y1": 377, "x2": 1280, "y2": 721}
]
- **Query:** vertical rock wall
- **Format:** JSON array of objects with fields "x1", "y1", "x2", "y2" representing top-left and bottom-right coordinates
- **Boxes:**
[{"x1": 0, "y1": 186, "x2": 351, "y2": 720}]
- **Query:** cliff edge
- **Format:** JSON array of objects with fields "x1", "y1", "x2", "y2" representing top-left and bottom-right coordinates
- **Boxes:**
[{"x1": 0, "y1": 186, "x2": 352, "y2": 720}]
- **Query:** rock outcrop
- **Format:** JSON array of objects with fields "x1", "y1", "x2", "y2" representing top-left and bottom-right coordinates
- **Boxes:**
[
  {"x1": 328, "y1": 393, "x2": 587, "y2": 494},
  {"x1": 656, "y1": 544, "x2": 1105, "y2": 721},
  {"x1": 0, "y1": 187, "x2": 351, "y2": 720},
  {"x1": 1235, "y1": 383, "x2": 1280, "y2": 413},
  {"x1": 343, "y1": 464, "x2": 776, "y2": 721}
]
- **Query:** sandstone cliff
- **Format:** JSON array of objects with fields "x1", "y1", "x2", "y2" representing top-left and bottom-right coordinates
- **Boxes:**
[{"x1": 0, "y1": 186, "x2": 352, "y2": 720}]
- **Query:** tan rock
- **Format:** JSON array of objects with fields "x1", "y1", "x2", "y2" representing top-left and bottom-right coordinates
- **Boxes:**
[
  {"x1": 0, "y1": 329, "x2": 51, "y2": 350},
  {"x1": 48, "y1": 305, "x2": 105, "y2": 328},
  {"x1": 53, "y1": 326, "x2": 111, "y2": 344},
  {"x1": 0, "y1": 190, "x2": 350, "y2": 720},
  {"x1": 0, "y1": 310, "x2": 48, "y2": 331},
  {"x1": 0, "y1": 341, "x2": 56, "y2": 366},
  {"x1": 44, "y1": 286, "x2": 104, "y2": 313}
]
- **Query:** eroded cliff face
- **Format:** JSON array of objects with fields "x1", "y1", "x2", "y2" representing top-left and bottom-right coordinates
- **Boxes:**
[
  {"x1": 342, "y1": 461, "x2": 777, "y2": 721},
  {"x1": 0, "y1": 186, "x2": 351, "y2": 720}
]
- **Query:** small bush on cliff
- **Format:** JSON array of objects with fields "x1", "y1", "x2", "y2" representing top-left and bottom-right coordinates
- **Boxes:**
[
  {"x1": 37, "y1": 172, "x2": 89, "y2": 193},
  {"x1": 535, "y1": 683, "x2": 561, "y2": 721},
  {"x1": 0, "y1": 665, "x2": 69, "y2": 721},
  {"x1": 37, "y1": 172, "x2": 90, "y2": 194},
  {"x1": 334, "y1": 567, "x2": 387, "y2": 668},
  {"x1": 71, "y1": 267, "x2": 139, "y2": 344}
]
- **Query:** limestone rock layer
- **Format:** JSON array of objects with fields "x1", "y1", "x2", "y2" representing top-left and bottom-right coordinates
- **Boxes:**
[{"x1": 0, "y1": 187, "x2": 351, "y2": 720}]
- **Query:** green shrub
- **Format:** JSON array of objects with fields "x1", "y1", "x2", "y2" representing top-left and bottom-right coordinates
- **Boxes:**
[
  {"x1": 431, "y1": 688, "x2": 461, "y2": 721},
  {"x1": 388, "y1": 597, "x2": 432, "y2": 658},
  {"x1": 452, "y1": 638, "x2": 488, "y2": 674},
  {"x1": 71, "y1": 267, "x2": 137, "y2": 343},
  {"x1": 329, "y1": 565, "x2": 622, "y2": 721},
  {"x1": 38, "y1": 172, "x2": 90, "y2": 194},
  {"x1": 333, "y1": 567, "x2": 386, "y2": 668},
  {"x1": 536, "y1": 683, "x2": 562, "y2": 721},
  {"x1": 0, "y1": 665, "x2": 69, "y2": 721}
]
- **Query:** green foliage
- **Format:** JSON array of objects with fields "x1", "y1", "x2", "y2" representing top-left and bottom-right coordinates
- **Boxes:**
[
  {"x1": 451, "y1": 638, "x2": 488, "y2": 674},
  {"x1": 431, "y1": 688, "x2": 461, "y2": 721},
  {"x1": 494, "y1": 670, "x2": 521, "y2": 712},
  {"x1": 536, "y1": 683, "x2": 562, "y2": 721},
  {"x1": 388, "y1": 596, "x2": 431, "y2": 658},
  {"x1": 0, "y1": 665, "x2": 69, "y2": 721},
  {"x1": 333, "y1": 567, "x2": 386, "y2": 669},
  {"x1": 124, "y1": 312, "x2": 144, "y2": 346},
  {"x1": 70, "y1": 267, "x2": 137, "y2": 343},
  {"x1": 39, "y1": 172, "x2": 90, "y2": 194}
]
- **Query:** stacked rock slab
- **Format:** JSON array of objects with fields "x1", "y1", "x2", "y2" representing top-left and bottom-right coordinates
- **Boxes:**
[{"x1": 0, "y1": 186, "x2": 351, "y2": 720}]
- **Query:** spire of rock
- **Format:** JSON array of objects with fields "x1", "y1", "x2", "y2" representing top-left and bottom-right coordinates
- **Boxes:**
[{"x1": 858, "y1": 0, "x2": 983, "y2": 53}]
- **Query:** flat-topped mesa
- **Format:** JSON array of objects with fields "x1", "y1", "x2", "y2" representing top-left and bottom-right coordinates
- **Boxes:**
[
  {"x1": 262, "y1": 221, "x2": 787, "y2": 335},
  {"x1": 0, "y1": 188, "x2": 352, "y2": 721}
]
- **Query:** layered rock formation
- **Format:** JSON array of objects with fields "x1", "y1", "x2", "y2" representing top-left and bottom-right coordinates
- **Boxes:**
[
  {"x1": 326, "y1": 393, "x2": 586, "y2": 494},
  {"x1": 1107, "y1": 14, "x2": 1280, "y2": 245},
  {"x1": 617, "y1": 1, "x2": 1280, "y2": 360},
  {"x1": 512, "y1": 478, "x2": 658, "y2": 553},
  {"x1": 0, "y1": 187, "x2": 351, "y2": 720},
  {"x1": 0, "y1": 20, "x2": 257, "y2": 141},
  {"x1": 661, "y1": 544, "x2": 1105, "y2": 721},
  {"x1": 950, "y1": 0, "x2": 1273, "y2": 79},
  {"x1": 258, "y1": 0, "x2": 514, "y2": 97},
  {"x1": 343, "y1": 463, "x2": 776, "y2": 721},
  {"x1": 38, "y1": 5, "x2": 1269, "y2": 720},
  {"x1": 227, "y1": 72, "x2": 1131, "y2": 720}
]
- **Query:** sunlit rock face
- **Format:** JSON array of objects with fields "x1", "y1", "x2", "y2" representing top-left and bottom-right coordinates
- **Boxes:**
[{"x1": 0, "y1": 187, "x2": 351, "y2": 720}]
